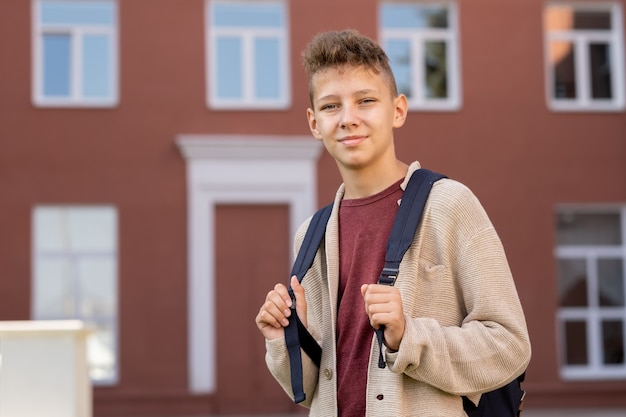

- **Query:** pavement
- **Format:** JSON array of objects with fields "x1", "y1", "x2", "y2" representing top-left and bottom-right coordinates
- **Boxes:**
[
  {"x1": 201, "y1": 411, "x2": 626, "y2": 417},
  {"x1": 523, "y1": 410, "x2": 626, "y2": 417}
]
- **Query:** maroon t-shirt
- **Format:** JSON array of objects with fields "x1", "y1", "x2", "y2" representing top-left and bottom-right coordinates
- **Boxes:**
[{"x1": 336, "y1": 179, "x2": 403, "y2": 416}]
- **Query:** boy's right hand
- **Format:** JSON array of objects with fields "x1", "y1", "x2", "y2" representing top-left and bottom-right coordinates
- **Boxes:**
[{"x1": 255, "y1": 276, "x2": 308, "y2": 341}]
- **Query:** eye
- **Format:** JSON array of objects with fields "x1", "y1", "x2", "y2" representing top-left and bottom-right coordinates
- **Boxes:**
[
  {"x1": 360, "y1": 98, "x2": 376, "y2": 105},
  {"x1": 320, "y1": 103, "x2": 338, "y2": 111}
]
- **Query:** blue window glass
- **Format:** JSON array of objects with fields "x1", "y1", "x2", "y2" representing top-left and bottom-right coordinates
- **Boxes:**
[
  {"x1": 385, "y1": 39, "x2": 412, "y2": 98},
  {"x1": 82, "y1": 35, "x2": 110, "y2": 98},
  {"x1": 213, "y1": 3, "x2": 283, "y2": 27},
  {"x1": 381, "y1": 4, "x2": 448, "y2": 29},
  {"x1": 216, "y1": 37, "x2": 243, "y2": 99},
  {"x1": 43, "y1": 34, "x2": 71, "y2": 97},
  {"x1": 254, "y1": 38, "x2": 280, "y2": 99},
  {"x1": 41, "y1": 1, "x2": 114, "y2": 25}
]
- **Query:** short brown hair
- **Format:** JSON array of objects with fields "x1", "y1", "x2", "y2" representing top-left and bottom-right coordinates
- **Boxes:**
[{"x1": 301, "y1": 29, "x2": 398, "y2": 103}]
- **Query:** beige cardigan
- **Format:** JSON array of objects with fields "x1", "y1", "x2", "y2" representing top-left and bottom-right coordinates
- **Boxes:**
[{"x1": 265, "y1": 162, "x2": 531, "y2": 416}]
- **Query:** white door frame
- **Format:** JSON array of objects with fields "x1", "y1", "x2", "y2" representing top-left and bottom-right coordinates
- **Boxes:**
[{"x1": 176, "y1": 135, "x2": 323, "y2": 394}]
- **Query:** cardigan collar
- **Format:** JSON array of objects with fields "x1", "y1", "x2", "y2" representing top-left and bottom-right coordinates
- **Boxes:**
[{"x1": 334, "y1": 161, "x2": 422, "y2": 201}]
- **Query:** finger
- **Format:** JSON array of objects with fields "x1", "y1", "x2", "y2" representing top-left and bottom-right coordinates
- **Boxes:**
[
  {"x1": 290, "y1": 276, "x2": 308, "y2": 327},
  {"x1": 258, "y1": 298, "x2": 290, "y2": 328},
  {"x1": 364, "y1": 285, "x2": 402, "y2": 304},
  {"x1": 367, "y1": 300, "x2": 404, "y2": 326},
  {"x1": 265, "y1": 286, "x2": 295, "y2": 320},
  {"x1": 255, "y1": 304, "x2": 287, "y2": 341},
  {"x1": 365, "y1": 283, "x2": 397, "y2": 294},
  {"x1": 361, "y1": 284, "x2": 369, "y2": 297},
  {"x1": 291, "y1": 276, "x2": 307, "y2": 306},
  {"x1": 255, "y1": 308, "x2": 281, "y2": 329},
  {"x1": 265, "y1": 290, "x2": 291, "y2": 317},
  {"x1": 273, "y1": 283, "x2": 293, "y2": 308}
]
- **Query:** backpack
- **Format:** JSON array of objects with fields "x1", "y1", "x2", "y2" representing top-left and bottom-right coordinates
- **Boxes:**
[{"x1": 284, "y1": 168, "x2": 526, "y2": 416}]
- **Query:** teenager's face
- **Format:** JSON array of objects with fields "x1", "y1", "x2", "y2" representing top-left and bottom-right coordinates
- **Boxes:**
[{"x1": 307, "y1": 65, "x2": 407, "y2": 173}]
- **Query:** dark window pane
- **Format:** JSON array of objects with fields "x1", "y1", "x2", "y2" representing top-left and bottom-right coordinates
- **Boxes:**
[
  {"x1": 565, "y1": 321, "x2": 588, "y2": 365},
  {"x1": 424, "y1": 41, "x2": 447, "y2": 98},
  {"x1": 598, "y1": 259, "x2": 624, "y2": 307},
  {"x1": 574, "y1": 11, "x2": 612, "y2": 30},
  {"x1": 602, "y1": 320, "x2": 624, "y2": 365},
  {"x1": 558, "y1": 259, "x2": 588, "y2": 307},
  {"x1": 385, "y1": 39, "x2": 412, "y2": 98},
  {"x1": 546, "y1": 7, "x2": 611, "y2": 31},
  {"x1": 589, "y1": 43, "x2": 613, "y2": 99},
  {"x1": 556, "y1": 212, "x2": 622, "y2": 245},
  {"x1": 550, "y1": 41, "x2": 576, "y2": 99}
]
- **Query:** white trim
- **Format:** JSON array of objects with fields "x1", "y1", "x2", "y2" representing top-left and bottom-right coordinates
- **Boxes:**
[{"x1": 176, "y1": 135, "x2": 323, "y2": 394}]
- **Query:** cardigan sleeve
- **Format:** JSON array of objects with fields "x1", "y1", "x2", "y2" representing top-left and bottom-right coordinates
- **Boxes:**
[{"x1": 385, "y1": 180, "x2": 531, "y2": 396}]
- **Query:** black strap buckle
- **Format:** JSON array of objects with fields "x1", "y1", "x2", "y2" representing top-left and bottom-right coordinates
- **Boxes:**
[{"x1": 378, "y1": 267, "x2": 398, "y2": 286}]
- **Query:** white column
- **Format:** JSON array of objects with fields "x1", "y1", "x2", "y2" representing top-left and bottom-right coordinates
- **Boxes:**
[{"x1": 0, "y1": 320, "x2": 92, "y2": 417}]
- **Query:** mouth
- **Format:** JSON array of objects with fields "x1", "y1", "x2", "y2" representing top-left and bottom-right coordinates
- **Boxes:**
[{"x1": 338, "y1": 135, "x2": 367, "y2": 146}]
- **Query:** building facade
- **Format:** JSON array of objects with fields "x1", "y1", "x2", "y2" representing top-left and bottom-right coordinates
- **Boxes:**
[{"x1": 0, "y1": 0, "x2": 625, "y2": 415}]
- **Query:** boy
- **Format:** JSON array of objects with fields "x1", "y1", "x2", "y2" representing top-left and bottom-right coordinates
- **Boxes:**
[{"x1": 255, "y1": 29, "x2": 531, "y2": 417}]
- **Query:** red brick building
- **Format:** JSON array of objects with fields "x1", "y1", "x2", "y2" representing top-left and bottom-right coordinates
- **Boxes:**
[{"x1": 1, "y1": 0, "x2": 625, "y2": 415}]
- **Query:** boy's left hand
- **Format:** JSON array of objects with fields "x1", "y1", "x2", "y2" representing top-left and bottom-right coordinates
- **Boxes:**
[{"x1": 361, "y1": 284, "x2": 406, "y2": 351}]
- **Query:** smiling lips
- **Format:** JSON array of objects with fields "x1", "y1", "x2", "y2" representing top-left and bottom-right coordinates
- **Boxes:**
[{"x1": 339, "y1": 135, "x2": 367, "y2": 146}]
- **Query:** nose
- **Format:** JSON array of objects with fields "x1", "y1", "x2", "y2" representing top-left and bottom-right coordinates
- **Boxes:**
[{"x1": 340, "y1": 104, "x2": 359, "y2": 129}]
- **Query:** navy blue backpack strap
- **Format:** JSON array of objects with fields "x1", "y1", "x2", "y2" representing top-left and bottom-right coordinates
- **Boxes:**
[
  {"x1": 375, "y1": 169, "x2": 446, "y2": 368},
  {"x1": 284, "y1": 203, "x2": 332, "y2": 403}
]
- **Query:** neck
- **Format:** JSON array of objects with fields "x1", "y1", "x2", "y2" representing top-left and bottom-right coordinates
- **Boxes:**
[{"x1": 340, "y1": 159, "x2": 408, "y2": 199}]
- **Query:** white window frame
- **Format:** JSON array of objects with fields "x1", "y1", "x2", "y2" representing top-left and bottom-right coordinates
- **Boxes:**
[
  {"x1": 206, "y1": 0, "x2": 290, "y2": 110},
  {"x1": 32, "y1": 205, "x2": 119, "y2": 386},
  {"x1": 543, "y1": 2, "x2": 625, "y2": 112},
  {"x1": 32, "y1": 0, "x2": 119, "y2": 107},
  {"x1": 379, "y1": 1, "x2": 462, "y2": 111},
  {"x1": 555, "y1": 205, "x2": 626, "y2": 380}
]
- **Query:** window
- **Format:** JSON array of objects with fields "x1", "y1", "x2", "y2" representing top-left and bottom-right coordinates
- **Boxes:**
[
  {"x1": 33, "y1": 0, "x2": 118, "y2": 107},
  {"x1": 544, "y1": 3, "x2": 625, "y2": 111},
  {"x1": 379, "y1": 1, "x2": 461, "y2": 111},
  {"x1": 33, "y1": 206, "x2": 118, "y2": 385},
  {"x1": 555, "y1": 207, "x2": 626, "y2": 380},
  {"x1": 207, "y1": 0, "x2": 290, "y2": 109}
]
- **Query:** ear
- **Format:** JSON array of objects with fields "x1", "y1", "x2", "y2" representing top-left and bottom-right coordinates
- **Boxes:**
[
  {"x1": 307, "y1": 108, "x2": 323, "y2": 140},
  {"x1": 392, "y1": 94, "x2": 409, "y2": 128}
]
